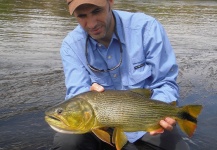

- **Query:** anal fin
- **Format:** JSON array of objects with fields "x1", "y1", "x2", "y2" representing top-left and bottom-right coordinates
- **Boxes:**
[
  {"x1": 112, "y1": 128, "x2": 128, "y2": 150},
  {"x1": 92, "y1": 128, "x2": 113, "y2": 146}
]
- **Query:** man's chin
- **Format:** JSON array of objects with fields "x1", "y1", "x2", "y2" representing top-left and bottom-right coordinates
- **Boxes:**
[{"x1": 89, "y1": 34, "x2": 105, "y2": 41}]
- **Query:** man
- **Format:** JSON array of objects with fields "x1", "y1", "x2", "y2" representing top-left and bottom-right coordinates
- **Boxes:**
[{"x1": 51, "y1": 0, "x2": 190, "y2": 149}]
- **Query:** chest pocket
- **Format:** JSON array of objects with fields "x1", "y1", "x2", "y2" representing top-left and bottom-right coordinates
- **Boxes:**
[{"x1": 122, "y1": 58, "x2": 152, "y2": 86}]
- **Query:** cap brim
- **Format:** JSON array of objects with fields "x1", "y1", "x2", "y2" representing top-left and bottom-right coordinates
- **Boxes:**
[{"x1": 68, "y1": 0, "x2": 107, "y2": 15}]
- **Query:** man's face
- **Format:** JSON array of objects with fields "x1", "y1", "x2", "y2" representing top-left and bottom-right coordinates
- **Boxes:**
[{"x1": 73, "y1": 1, "x2": 114, "y2": 41}]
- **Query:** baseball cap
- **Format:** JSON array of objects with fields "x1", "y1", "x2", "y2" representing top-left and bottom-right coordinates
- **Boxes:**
[{"x1": 67, "y1": 0, "x2": 107, "y2": 15}]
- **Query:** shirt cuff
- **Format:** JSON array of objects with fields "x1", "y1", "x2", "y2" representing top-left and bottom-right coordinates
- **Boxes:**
[{"x1": 124, "y1": 131, "x2": 146, "y2": 143}]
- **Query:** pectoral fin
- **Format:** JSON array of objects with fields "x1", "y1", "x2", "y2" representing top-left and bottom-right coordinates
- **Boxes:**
[
  {"x1": 112, "y1": 128, "x2": 127, "y2": 150},
  {"x1": 92, "y1": 128, "x2": 113, "y2": 146}
]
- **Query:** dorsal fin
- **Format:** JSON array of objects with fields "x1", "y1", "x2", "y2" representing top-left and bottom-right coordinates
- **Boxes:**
[
  {"x1": 170, "y1": 101, "x2": 177, "y2": 106},
  {"x1": 130, "y1": 88, "x2": 152, "y2": 98}
]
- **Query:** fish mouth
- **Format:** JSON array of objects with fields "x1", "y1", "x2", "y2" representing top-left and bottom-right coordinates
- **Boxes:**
[
  {"x1": 45, "y1": 115, "x2": 70, "y2": 128},
  {"x1": 45, "y1": 115, "x2": 81, "y2": 134},
  {"x1": 47, "y1": 115, "x2": 61, "y2": 122}
]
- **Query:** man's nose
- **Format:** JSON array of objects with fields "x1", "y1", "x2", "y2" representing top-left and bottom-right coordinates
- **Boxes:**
[{"x1": 86, "y1": 15, "x2": 97, "y2": 29}]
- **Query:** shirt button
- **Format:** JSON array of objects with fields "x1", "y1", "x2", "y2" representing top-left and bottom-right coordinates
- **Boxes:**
[
  {"x1": 113, "y1": 74, "x2": 117, "y2": 78},
  {"x1": 108, "y1": 55, "x2": 112, "y2": 59}
]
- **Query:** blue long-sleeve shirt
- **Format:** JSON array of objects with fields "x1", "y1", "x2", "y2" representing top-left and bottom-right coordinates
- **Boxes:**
[{"x1": 60, "y1": 10, "x2": 179, "y2": 143}]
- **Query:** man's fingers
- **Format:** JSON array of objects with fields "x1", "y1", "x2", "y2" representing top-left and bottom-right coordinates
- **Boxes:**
[
  {"x1": 159, "y1": 119, "x2": 173, "y2": 131},
  {"x1": 90, "y1": 83, "x2": 104, "y2": 92},
  {"x1": 149, "y1": 128, "x2": 164, "y2": 136},
  {"x1": 165, "y1": 117, "x2": 176, "y2": 126},
  {"x1": 150, "y1": 117, "x2": 176, "y2": 136}
]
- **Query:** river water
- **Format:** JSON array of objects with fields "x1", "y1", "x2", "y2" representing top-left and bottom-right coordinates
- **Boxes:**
[{"x1": 0, "y1": 0, "x2": 216, "y2": 149}]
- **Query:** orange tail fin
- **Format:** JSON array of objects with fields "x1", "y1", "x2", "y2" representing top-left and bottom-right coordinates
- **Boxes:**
[{"x1": 177, "y1": 105, "x2": 203, "y2": 137}]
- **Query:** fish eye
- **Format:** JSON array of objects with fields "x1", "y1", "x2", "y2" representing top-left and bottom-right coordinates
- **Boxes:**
[{"x1": 55, "y1": 108, "x2": 63, "y2": 115}]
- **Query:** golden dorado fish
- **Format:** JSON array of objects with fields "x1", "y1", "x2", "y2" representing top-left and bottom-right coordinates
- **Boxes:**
[{"x1": 45, "y1": 89, "x2": 202, "y2": 150}]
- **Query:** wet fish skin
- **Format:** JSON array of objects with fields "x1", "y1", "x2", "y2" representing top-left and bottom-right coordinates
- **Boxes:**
[{"x1": 45, "y1": 89, "x2": 203, "y2": 150}]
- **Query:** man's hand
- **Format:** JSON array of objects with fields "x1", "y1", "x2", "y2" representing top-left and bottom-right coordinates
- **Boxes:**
[
  {"x1": 150, "y1": 117, "x2": 176, "y2": 136},
  {"x1": 90, "y1": 83, "x2": 104, "y2": 92}
]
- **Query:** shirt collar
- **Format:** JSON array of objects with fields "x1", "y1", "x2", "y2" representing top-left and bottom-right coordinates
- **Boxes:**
[
  {"x1": 88, "y1": 10, "x2": 125, "y2": 51},
  {"x1": 113, "y1": 10, "x2": 125, "y2": 45}
]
